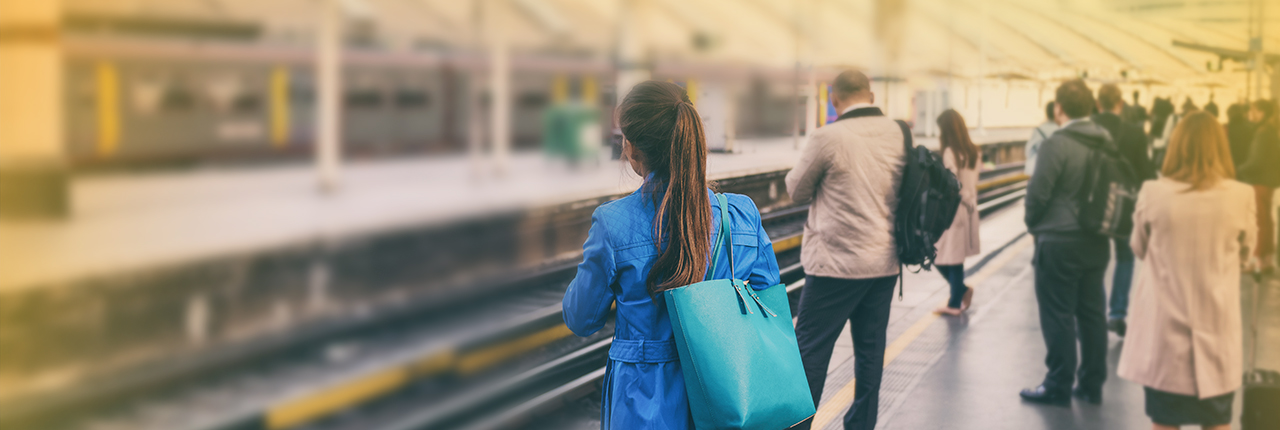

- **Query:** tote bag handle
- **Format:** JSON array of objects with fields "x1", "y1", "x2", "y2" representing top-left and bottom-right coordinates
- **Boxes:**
[
  {"x1": 706, "y1": 193, "x2": 778, "y2": 317},
  {"x1": 706, "y1": 193, "x2": 736, "y2": 281}
]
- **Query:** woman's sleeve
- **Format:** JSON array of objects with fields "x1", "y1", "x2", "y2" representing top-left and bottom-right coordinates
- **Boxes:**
[
  {"x1": 562, "y1": 210, "x2": 617, "y2": 336},
  {"x1": 747, "y1": 202, "x2": 781, "y2": 291},
  {"x1": 1129, "y1": 183, "x2": 1151, "y2": 260}
]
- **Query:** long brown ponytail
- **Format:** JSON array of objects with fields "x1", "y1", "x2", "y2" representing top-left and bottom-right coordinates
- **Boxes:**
[{"x1": 618, "y1": 81, "x2": 712, "y2": 297}]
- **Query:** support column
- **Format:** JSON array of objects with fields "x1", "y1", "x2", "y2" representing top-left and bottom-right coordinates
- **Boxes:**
[
  {"x1": 615, "y1": 0, "x2": 649, "y2": 107},
  {"x1": 488, "y1": 0, "x2": 511, "y2": 176},
  {"x1": 0, "y1": 0, "x2": 67, "y2": 219},
  {"x1": 315, "y1": 0, "x2": 343, "y2": 193},
  {"x1": 804, "y1": 69, "x2": 816, "y2": 142}
]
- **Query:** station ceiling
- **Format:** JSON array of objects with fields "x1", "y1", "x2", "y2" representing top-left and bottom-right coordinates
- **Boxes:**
[{"x1": 63, "y1": 0, "x2": 1278, "y2": 88}]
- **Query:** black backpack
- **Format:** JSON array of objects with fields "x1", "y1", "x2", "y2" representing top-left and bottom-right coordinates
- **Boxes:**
[
  {"x1": 893, "y1": 120, "x2": 962, "y2": 294},
  {"x1": 1067, "y1": 130, "x2": 1139, "y2": 239}
]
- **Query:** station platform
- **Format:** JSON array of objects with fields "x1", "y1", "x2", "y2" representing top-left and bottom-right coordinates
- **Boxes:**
[
  {"x1": 0, "y1": 127, "x2": 1033, "y2": 293},
  {"x1": 0, "y1": 139, "x2": 802, "y2": 292}
]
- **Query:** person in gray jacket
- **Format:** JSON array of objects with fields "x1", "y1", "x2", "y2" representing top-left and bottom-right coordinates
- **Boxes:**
[
  {"x1": 1019, "y1": 79, "x2": 1114, "y2": 406},
  {"x1": 785, "y1": 69, "x2": 905, "y2": 430}
]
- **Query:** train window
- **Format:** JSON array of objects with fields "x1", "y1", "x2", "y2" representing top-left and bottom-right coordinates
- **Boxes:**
[
  {"x1": 232, "y1": 93, "x2": 262, "y2": 113},
  {"x1": 290, "y1": 86, "x2": 315, "y2": 105},
  {"x1": 518, "y1": 92, "x2": 548, "y2": 109},
  {"x1": 161, "y1": 84, "x2": 198, "y2": 112},
  {"x1": 395, "y1": 90, "x2": 431, "y2": 109},
  {"x1": 345, "y1": 90, "x2": 384, "y2": 109}
]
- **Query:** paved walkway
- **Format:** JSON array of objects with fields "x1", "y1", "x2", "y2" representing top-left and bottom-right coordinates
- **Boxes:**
[{"x1": 807, "y1": 203, "x2": 1277, "y2": 430}]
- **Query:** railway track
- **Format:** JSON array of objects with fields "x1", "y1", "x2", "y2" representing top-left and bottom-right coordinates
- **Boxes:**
[
  {"x1": 14, "y1": 164, "x2": 1028, "y2": 430},
  {"x1": 445, "y1": 166, "x2": 1031, "y2": 430}
]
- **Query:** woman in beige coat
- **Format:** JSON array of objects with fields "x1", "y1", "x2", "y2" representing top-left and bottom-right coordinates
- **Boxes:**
[
  {"x1": 1118, "y1": 112, "x2": 1257, "y2": 430},
  {"x1": 933, "y1": 109, "x2": 981, "y2": 316}
]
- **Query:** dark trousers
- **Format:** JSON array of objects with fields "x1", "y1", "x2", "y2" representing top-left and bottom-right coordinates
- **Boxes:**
[
  {"x1": 1033, "y1": 236, "x2": 1110, "y2": 395},
  {"x1": 1108, "y1": 237, "x2": 1135, "y2": 319},
  {"x1": 793, "y1": 275, "x2": 897, "y2": 430},
  {"x1": 936, "y1": 264, "x2": 966, "y2": 309}
]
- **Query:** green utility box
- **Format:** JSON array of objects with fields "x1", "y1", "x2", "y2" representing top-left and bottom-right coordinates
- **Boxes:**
[{"x1": 542, "y1": 102, "x2": 602, "y2": 166}]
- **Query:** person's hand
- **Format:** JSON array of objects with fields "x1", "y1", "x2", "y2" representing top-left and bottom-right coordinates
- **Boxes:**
[{"x1": 1245, "y1": 254, "x2": 1275, "y2": 275}]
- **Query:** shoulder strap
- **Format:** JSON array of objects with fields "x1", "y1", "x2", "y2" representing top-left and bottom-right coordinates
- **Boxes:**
[
  {"x1": 705, "y1": 193, "x2": 735, "y2": 281},
  {"x1": 1035, "y1": 127, "x2": 1048, "y2": 140},
  {"x1": 895, "y1": 120, "x2": 913, "y2": 151}
]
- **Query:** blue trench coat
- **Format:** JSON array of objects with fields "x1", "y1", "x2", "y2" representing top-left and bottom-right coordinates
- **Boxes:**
[{"x1": 562, "y1": 181, "x2": 781, "y2": 429}]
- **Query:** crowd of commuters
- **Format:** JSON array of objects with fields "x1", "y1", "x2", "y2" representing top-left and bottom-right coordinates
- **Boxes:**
[{"x1": 563, "y1": 73, "x2": 1276, "y2": 429}]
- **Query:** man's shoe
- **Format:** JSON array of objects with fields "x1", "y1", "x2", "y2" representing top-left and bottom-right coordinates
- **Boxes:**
[
  {"x1": 1072, "y1": 386, "x2": 1102, "y2": 405},
  {"x1": 1107, "y1": 318, "x2": 1127, "y2": 337},
  {"x1": 1019, "y1": 385, "x2": 1070, "y2": 406}
]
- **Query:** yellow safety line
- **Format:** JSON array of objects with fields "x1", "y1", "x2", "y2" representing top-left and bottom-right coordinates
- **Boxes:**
[
  {"x1": 267, "y1": 367, "x2": 410, "y2": 429},
  {"x1": 976, "y1": 173, "x2": 1029, "y2": 193},
  {"x1": 810, "y1": 236, "x2": 1034, "y2": 429},
  {"x1": 773, "y1": 235, "x2": 803, "y2": 253},
  {"x1": 687, "y1": 79, "x2": 699, "y2": 107},
  {"x1": 456, "y1": 324, "x2": 575, "y2": 376},
  {"x1": 95, "y1": 62, "x2": 120, "y2": 157}
]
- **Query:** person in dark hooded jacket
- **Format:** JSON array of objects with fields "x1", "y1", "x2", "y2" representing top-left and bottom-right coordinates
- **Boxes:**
[
  {"x1": 1091, "y1": 84, "x2": 1154, "y2": 338},
  {"x1": 1239, "y1": 100, "x2": 1280, "y2": 271},
  {"x1": 1227, "y1": 103, "x2": 1256, "y2": 168},
  {"x1": 1020, "y1": 79, "x2": 1112, "y2": 406}
]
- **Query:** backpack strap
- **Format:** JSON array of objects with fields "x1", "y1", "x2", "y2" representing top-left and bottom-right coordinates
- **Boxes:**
[
  {"x1": 895, "y1": 120, "x2": 913, "y2": 152},
  {"x1": 894, "y1": 119, "x2": 912, "y2": 302}
]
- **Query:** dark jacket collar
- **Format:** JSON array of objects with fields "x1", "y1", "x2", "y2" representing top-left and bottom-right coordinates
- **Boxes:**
[{"x1": 834, "y1": 106, "x2": 885, "y2": 122}]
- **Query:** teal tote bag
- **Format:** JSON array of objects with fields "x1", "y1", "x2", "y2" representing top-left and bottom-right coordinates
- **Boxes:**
[{"x1": 664, "y1": 194, "x2": 815, "y2": 429}]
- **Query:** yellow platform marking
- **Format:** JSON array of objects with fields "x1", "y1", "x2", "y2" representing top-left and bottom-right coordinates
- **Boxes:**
[
  {"x1": 810, "y1": 236, "x2": 1034, "y2": 429},
  {"x1": 773, "y1": 235, "x2": 803, "y2": 253},
  {"x1": 95, "y1": 62, "x2": 120, "y2": 156},
  {"x1": 270, "y1": 66, "x2": 290, "y2": 148},
  {"x1": 267, "y1": 367, "x2": 409, "y2": 429},
  {"x1": 976, "y1": 173, "x2": 1029, "y2": 193},
  {"x1": 457, "y1": 324, "x2": 575, "y2": 376}
]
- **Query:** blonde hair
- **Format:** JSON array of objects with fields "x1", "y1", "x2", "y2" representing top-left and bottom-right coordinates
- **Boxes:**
[{"x1": 1162, "y1": 111, "x2": 1236, "y2": 191}]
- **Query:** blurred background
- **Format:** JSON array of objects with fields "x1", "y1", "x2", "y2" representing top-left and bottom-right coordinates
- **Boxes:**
[{"x1": 0, "y1": 0, "x2": 1275, "y2": 429}]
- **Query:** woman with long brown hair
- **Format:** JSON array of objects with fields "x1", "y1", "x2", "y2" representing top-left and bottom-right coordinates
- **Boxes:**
[
  {"x1": 1118, "y1": 112, "x2": 1256, "y2": 430},
  {"x1": 933, "y1": 109, "x2": 981, "y2": 316},
  {"x1": 562, "y1": 81, "x2": 781, "y2": 428}
]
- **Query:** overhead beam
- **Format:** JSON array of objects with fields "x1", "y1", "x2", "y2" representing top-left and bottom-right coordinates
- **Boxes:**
[
  {"x1": 1173, "y1": 39, "x2": 1280, "y2": 63},
  {"x1": 510, "y1": 0, "x2": 570, "y2": 37}
]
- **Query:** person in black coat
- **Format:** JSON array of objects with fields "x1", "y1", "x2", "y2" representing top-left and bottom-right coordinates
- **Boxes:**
[
  {"x1": 1240, "y1": 100, "x2": 1280, "y2": 271},
  {"x1": 1092, "y1": 84, "x2": 1154, "y2": 338},
  {"x1": 1227, "y1": 103, "x2": 1256, "y2": 169}
]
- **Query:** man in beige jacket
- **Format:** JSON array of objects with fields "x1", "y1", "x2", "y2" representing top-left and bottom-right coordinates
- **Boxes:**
[{"x1": 785, "y1": 70, "x2": 906, "y2": 430}]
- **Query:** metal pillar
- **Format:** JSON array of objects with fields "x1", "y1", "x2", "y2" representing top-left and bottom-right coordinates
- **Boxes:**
[
  {"x1": 804, "y1": 70, "x2": 817, "y2": 140},
  {"x1": 615, "y1": 0, "x2": 649, "y2": 107},
  {"x1": 316, "y1": 0, "x2": 343, "y2": 193},
  {"x1": 0, "y1": 0, "x2": 68, "y2": 218},
  {"x1": 488, "y1": 0, "x2": 511, "y2": 176},
  {"x1": 976, "y1": 0, "x2": 988, "y2": 135}
]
